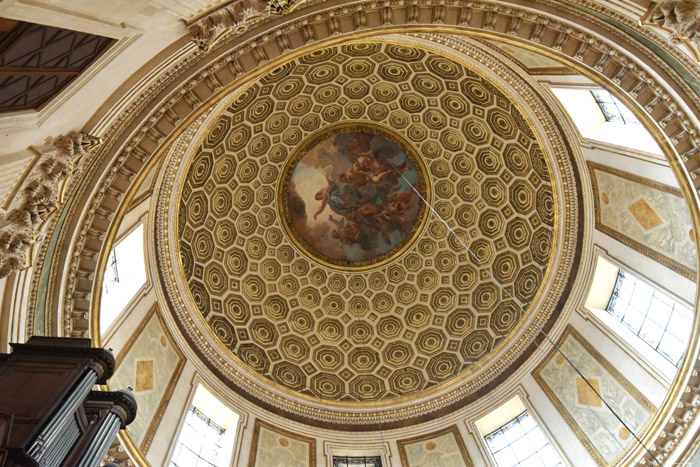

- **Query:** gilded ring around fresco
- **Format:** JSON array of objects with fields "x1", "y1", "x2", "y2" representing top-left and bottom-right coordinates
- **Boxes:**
[
  {"x1": 279, "y1": 122, "x2": 430, "y2": 270},
  {"x1": 166, "y1": 40, "x2": 581, "y2": 411}
]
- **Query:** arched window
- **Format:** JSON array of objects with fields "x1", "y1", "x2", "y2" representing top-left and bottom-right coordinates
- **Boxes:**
[{"x1": 607, "y1": 270, "x2": 692, "y2": 367}]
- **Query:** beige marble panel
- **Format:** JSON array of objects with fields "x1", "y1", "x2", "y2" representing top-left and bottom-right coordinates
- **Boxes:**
[
  {"x1": 249, "y1": 419, "x2": 315, "y2": 467},
  {"x1": 589, "y1": 162, "x2": 697, "y2": 279},
  {"x1": 533, "y1": 326, "x2": 656, "y2": 466},
  {"x1": 111, "y1": 307, "x2": 185, "y2": 452},
  {"x1": 398, "y1": 425, "x2": 473, "y2": 467}
]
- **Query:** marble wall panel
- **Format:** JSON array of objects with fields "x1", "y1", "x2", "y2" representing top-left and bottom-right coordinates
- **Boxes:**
[
  {"x1": 397, "y1": 425, "x2": 473, "y2": 467},
  {"x1": 248, "y1": 419, "x2": 315, "y2": 467},
  {"x1": 588, "y1": 161, "x2": 696, "y2": 279},
  {"x1": 533, "y1": 326, "x2": 656, "y2": 466}
]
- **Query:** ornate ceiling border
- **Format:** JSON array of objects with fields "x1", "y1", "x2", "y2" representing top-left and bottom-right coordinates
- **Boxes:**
[
  {"x1": 149, "y1": 34, "x2": 582, "y2": 429},
  {"x1": 21, "y1": 0, "x2": 700, "y2": 461}
]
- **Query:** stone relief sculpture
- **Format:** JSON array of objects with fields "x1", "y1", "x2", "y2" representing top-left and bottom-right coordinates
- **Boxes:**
[
  {"x1": 188, "y1": 0, "x2": 299, "y2": 50},
  {"x1": 0, "y1": 132, "x2": 99, "y2": 278},
  {"x1": 647, "y1": 0, "x2": 700, "y2": 42}
]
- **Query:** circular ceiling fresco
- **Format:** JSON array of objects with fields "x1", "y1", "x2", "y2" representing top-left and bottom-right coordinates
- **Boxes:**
[
  {"x1": 176, "y1": 42, "x2": 556, "y2": 402},
  {"x1": 280, "y1": 123, "x2": 430, "y2": 269}
]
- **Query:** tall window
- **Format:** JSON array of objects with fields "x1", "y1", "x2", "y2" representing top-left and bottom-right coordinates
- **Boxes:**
[
  {"x1": 607, "y1": 270, "x2": 692, "y2": 367},
  {"x1": 100, "y1": 223, "x2": 147, "y2": 334},
  {"x1": 169, "y1": 384, "x2": 239, "y2": 467},
  {"x1": 590, "y1": 90, "x2": 640, "y2": 125},
  {"x1": 550, "y1": 87, "x2": 661, "y2": 155},
  {"x1": 170, "y1": 406, "x2": 226, "y2": 467},
  {"x1": 485, "y1": 411, "x2": 562, "y2": 467}
]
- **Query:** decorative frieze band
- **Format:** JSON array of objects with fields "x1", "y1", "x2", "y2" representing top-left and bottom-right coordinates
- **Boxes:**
[
  {"x1": 187, "y1": 0, "x2": 301, "y2": 50},
  {"x1": 21, "y1": 0, "x2": 700, "y2": 462}
]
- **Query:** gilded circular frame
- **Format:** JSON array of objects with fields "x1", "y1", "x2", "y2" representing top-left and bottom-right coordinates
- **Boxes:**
[{"x1": 277, "y1": 120, "x2": 433, "y2": 271}]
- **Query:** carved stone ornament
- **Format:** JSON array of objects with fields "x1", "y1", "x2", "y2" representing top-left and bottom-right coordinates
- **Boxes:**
[
  {"x1": 188, "y1": 0, "x2": 300, "y2": 50},
  {"x1": 0, "y1": 132, "x2": 100, "y2": 278},
  {"x1": 648, "y1": 0, "x2": 700, "y2": 42},
  {"x1": 640, "y1": 0, "x2": 700, "y2": 61}
]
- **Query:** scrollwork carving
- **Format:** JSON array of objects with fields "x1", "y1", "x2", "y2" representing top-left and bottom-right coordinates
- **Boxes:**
[
  {"x1": 648, "y1": 0, "x2": 700, "y2": 42},
  {"x1": 0, "y1": 132, "x2": 100, "y2": 278},
  {"x1": 188, "y1": 0, "x2": 300, "y2": 50}
]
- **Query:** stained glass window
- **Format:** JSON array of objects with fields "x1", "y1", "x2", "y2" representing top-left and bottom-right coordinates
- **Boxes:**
[
  {"x1": 170, "y1": 406, "x2": 226, "y2": 467},
  {"x1": 607, "y1": 270, "x2": 692, "y2": 367},
  {"x1": 591, "y1": 90, "x2": 640, "y2": 125},
  {"x1": 485, "y1": 411, "x2": 563, "y2": 467}
]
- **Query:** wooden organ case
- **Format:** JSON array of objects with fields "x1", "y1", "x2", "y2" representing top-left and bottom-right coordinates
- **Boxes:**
[{"x1": 0, "y1": 337, "x2": 137, "y2": 467}]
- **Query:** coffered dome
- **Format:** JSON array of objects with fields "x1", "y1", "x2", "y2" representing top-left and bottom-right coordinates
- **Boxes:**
[
  {"x1": 154, "y1": 36, "x2": 583, "y2": 429},
  {"x1": 6, "y1": 0, "x2": 700, "y2": 464}
]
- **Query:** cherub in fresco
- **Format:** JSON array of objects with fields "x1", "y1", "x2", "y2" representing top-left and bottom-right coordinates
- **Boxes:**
[
  {"x1": 377, "y1": 191, "x2": 412, "y2": 243},
  {"x1": 370, "y1": 160, "x2": 410, "y2": 187},
  {"x1": 339, "y1": 165, "x2": 371, "y2": 187},
  {"x1": 328, "y1": 215, "x2": 362, "y2": 247},
  {"x1": 313, "y1": 172, "x2": 333, "y2": 221},
  {"x1": 345, "y1": 201, "x2": 381, "y2": 232}
]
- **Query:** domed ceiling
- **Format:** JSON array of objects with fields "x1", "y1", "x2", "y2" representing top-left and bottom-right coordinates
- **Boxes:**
[
  {"x1": 176, "y1": 42, "x2": 555, "y2": 401},
  {"x1": 152, "y1": 35, "x2": 583, "y2": 429}
]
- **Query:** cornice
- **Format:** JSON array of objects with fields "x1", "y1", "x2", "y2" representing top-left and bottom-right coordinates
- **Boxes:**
[{"x1": 18, "y1": 0, "x2": 700, "y2": 460}]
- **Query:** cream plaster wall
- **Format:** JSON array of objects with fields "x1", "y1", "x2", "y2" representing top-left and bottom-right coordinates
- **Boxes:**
[
  {"x1": 0, "y1": 2, "x2": 695, "y2": 464},
  {"x1": 583, "y1": 146, "x2": 678, "y2": 187},
  {"x1": 0, "y1": 149, "x2": 36, "y2": 208},
  {"x1": 0, "y1": 0, "x2": 188, "y2": 156},
  {"x1": 0, "y1": 268, "x2": 33, "y2": 351}
]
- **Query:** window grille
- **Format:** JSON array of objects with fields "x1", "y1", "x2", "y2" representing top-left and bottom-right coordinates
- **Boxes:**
[
  {"x1": 170, "y1": 406, "x2": 226, "y2": 467},
  {"x1": 591, "y1": 90, "x2": 640, "y2": 125},
  {"x1": 332, "y1": 456, "x2": 383, "y2": 467},
  {"x1": 606, "y1": 270, "x2": 692, "y2": 367},
  {"x1": 102, "y1": 250, "x2": 119, "y2": 295},
  {"x1": 485, "y1": 411, "x2": 562, "y2": 467}
]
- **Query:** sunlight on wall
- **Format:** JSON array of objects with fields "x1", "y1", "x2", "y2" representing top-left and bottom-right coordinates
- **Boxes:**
[
  {"x1": 551, "y1": 87, "x2": 662, "y2": 155},
  {"x1": 585, "y1": 256, "x2": 619, "y2": 310},
  {"x1": 100, "y1": 223, "x2": 147, "y2": 334}
]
